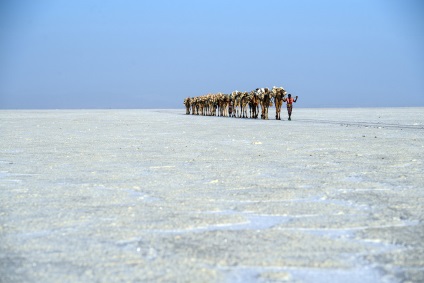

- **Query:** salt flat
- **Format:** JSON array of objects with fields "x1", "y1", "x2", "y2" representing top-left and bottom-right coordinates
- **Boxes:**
[{"x1": 1, "y1": 108, "x2": 423, "y2": 282}]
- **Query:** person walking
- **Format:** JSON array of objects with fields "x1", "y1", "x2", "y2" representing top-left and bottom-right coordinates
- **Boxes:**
[{"x1": 283, "y1": 94, "x2": 298, "y2": 120}]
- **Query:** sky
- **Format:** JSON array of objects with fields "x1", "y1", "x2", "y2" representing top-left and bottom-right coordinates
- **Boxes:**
[{"x1": 0, "y1": 0, "x2": 423, "y2": 109}]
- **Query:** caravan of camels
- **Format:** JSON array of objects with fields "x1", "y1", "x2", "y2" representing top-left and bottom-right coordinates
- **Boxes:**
[{"x1": 183, "y1": 86, "x2": 293, "y2": 120}]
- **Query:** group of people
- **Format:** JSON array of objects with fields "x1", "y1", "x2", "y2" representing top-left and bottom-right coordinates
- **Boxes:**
[{"x1": 183, "y1": 87, "x2": 299, "y2": 120}]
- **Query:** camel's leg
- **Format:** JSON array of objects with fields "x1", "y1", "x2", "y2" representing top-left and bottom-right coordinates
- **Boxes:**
[
  {"x1": 275, "y1": 100, "x2": 279, "y2": 119},
  {"x1": 279, "y1": 103, "x2": 282, "y2": 120},
  {"x1": 275, "y1": 102, "x2": 279, "y2": 120}
]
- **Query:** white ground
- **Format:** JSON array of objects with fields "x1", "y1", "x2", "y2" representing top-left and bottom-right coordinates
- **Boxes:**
[{"x1": 1, "y1": 108, "x2": 423, "y2": 282}]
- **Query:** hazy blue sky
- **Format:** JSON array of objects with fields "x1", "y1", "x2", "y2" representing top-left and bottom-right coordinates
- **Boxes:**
[{"x1": 0, "y1": 0, "x2": 423, "y2": 108}]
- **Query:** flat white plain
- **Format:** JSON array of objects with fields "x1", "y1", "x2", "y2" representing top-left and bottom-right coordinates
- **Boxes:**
[{"x1": 1, "y1": 108, "x2": 423, "y2": 282}]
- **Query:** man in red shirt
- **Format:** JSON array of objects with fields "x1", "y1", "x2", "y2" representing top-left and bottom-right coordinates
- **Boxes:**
[{"x1": 283, "y1": 94, "x2": 298, "y2": 120}]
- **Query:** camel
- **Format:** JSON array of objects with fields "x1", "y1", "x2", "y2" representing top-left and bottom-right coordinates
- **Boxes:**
[
  {"x1": 211, "y1": 94, "x2": 218, "y2": 116},
  {"x1": 249, "y1": 90, "x2": 259, "y2": 118},
  {"x1": 203, "y1": 95, "x2": 210, "y2": 116},
  {"x1": 196, "y1": 96, "x2": 203, "y2": 115},
  {"x1": 184, "y1": 97, "x2": 191, "y2": 114},
  {"x1": 201, "y1": 96, "x2": 207, "y2": 116},
  {"x1": 271, "y1": 86, "x2": 287, "y2": 120},
  {"x1": 231, "y1": 91, "x2": 242, "y2": 118},
  {"x1": 222, "y1": 94, "x2": 231, "y2": 117},
  {"x1": 228, "y1": 94, "x2": 233, "y2": 117},
  {"x1": 217, "y1": 93, "x2": 230, "y2": 117},
  {"x1": 206, "y1": 94, "x2": 214, "y2": 116},
  {"x1": 240, "y1": 92, "x2": 251, "y2": 118},
  {"x1": 193, "y1": 96, "x2": 201, "y2": 115},
  {"x1": 190, "y1": 97, "x2": 194, "y2": 115},
  {"x1": 257, "y1": 88, "x2": 271, "y2": 119},
  {"x1": 216, "y1": 93, "x2": 223, "y2": 116}
]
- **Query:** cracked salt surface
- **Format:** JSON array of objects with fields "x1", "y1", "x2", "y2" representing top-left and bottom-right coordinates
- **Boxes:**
[
  {"x1": 223, "y1": 265, "x2": 385, "y2": 283},
  {"x1": 1, "y1": 108, "x2": 423, "y2": 282},
  {"x1": 151, "y1": 211, "x2": 290, "y2": 233}
]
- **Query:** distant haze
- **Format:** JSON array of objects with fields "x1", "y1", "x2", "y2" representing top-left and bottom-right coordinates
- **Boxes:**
[{"x1": 1, "y1": 0, "x2": 423, "y2": 109}]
